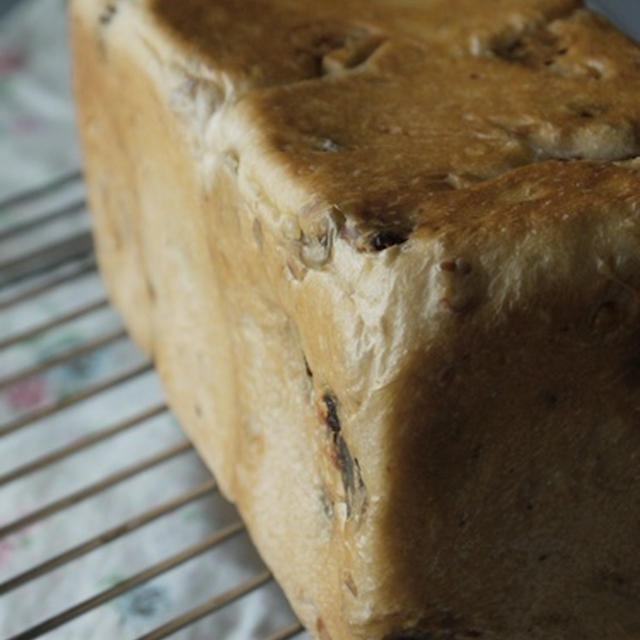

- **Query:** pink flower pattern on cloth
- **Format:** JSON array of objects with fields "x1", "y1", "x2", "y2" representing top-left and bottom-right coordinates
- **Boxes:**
[
  {"x1": 5, "y1": 376, "x2": 50, "y2": 411},
  {"x1": 0, "y1": 50, "x2": 26, "y2": 74}
]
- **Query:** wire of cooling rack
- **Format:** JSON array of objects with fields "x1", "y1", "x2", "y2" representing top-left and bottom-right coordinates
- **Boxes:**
[{"x1": 0, "y1": 174, "x2": 305, "y2": 640}]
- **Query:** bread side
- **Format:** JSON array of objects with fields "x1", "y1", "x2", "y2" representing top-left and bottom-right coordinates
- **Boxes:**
[
  {"x1": 71, "y1": 1, "x2": 640, "y2": 638},
  {"x1": 71, "y1": 3, "x2": 354, "y2": 633}
]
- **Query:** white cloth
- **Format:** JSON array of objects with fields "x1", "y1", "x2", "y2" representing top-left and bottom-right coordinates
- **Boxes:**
[{"x1": 0, "y1": 0, "x2": 80, "y2": 197}]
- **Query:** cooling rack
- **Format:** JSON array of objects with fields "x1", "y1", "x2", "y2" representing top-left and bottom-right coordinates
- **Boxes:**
[{"x1": 0, "y1": 172, "x2": 306, "y2": 640}]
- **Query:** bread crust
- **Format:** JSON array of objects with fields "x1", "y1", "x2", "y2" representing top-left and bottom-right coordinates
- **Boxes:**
[{"x1": 71, "y1": 1, "x2": 640, "y2": 637}]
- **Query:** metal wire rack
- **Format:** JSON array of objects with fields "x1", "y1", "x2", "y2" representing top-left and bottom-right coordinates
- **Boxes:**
[{"x1": 0, "y1": 173, "x2": 306, "y2": 640}]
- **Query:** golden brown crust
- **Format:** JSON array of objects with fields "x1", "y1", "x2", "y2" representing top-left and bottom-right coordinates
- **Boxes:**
[
  {"x1": 153, "y1": 0, "x2": 640, "y2": 244},
  {"x1": 72, "y1": 1, "x2": 640, "y2": 638}
]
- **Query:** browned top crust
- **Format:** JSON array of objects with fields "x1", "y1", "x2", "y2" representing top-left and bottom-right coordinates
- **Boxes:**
[
  {"x1": 73, "y1": 3, "x2": 640, "y2": 637},
  {"x1": 149, "y1": 0, "x2": 640, "y2": 249}
]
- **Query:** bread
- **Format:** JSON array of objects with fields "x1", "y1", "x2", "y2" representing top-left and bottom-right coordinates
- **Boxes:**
[{"x1": 70, "y1": 1, "x2": 640, "y2": 637}]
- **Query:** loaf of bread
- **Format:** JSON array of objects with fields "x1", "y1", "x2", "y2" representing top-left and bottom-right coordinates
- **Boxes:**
[{"x1": 71, "y1": 1, "x2": 640, "y2": 637}]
